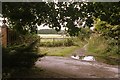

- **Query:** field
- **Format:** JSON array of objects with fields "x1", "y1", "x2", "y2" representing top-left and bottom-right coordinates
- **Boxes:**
[
  {"x1": 37, "y1": 34, "x2": 80, "y2": 56},
  {"x1": 38, "y1": 34, "x2": 75, "y2": 47},
  {"x1": 38, "y1": 34, "x2": 70, "y2": 42},
  {"x1": 38, "y1": 34, "x2": 69, "y2": 38}
]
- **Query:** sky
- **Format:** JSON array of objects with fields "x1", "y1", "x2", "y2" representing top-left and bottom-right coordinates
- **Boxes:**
[
  {"x1": 0, "y1": 18, "x2": 2, "y2": 33},
  {"x1": 0, "y1": 17, "x2": 92, "y2": 31},
  {"x1": 0, "y1": 17, "x2": 3, "y2": 26},
  {"x1": 37, "y1": 24, "x2": 66, "y2": 30},
  {"x1": 0, "y1": 17, "x2": 66, "y2": 30},
  {"x1": 37, "y1": 24, "x2": 52, "y2": 30}
]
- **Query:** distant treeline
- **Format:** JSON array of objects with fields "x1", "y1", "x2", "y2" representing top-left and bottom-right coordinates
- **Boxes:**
[{"x1": 38, "y1": 29, "x2": 66, "y2": 34}]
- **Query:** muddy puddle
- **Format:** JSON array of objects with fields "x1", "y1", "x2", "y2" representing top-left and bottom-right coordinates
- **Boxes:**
[{"x1": 71, "y1": 55, "x2": 95, "y2": 61}]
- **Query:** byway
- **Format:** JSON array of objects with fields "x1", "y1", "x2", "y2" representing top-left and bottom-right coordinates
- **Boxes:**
[{"x1": 35, "y1": 56, "x2": 119, "y2": 78}]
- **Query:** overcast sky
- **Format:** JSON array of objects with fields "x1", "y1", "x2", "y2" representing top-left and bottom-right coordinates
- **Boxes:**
[
  {"x1": 0, "y1": 17, "x2": 66, "y2": 30},
  {"x1": 0, "y1": 17, "x2": 3, "y2": 26},
  {"x1": 37, "y1": 24, "x2": 52, "y2": 30},
  {"x1": 37, "y1": 24, "x2": 66, "y2": 30}
]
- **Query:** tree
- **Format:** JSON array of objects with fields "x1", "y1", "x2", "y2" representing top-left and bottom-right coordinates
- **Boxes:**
[
  {"x1": 2, "y1": 2, "x2": 49, "y2": 34},
  {"x1": 93, "y1": 2, "x2": 120, "y2": 25},
  {"x1": 2, "y1": 2, "x2": 120, "y2": 36}
]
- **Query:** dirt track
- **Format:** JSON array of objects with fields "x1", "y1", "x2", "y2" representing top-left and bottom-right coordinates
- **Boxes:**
[{"x1": 35, "y1": 56, "x2": 119, "y2": 78}]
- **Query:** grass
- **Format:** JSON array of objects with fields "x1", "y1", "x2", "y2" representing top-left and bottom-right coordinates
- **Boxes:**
[
  {"x1": 85, "y1": 52, "x2": 120, "y2": 65},
  {"x1": 38, "y1": 35, "x2": 85, "y2": 57},
  {"x1": 38, "y1": 35, "x2": 87, "y2": 57},
  {"x1": 38, "y1": 34, "x2": 75, "y2": 47},
  {"x1": 85, "y1": 34, "x2": 120, "y2": 65},
  {"x1": 38, "y1": 46, "x2": 80, "y2": 57}
]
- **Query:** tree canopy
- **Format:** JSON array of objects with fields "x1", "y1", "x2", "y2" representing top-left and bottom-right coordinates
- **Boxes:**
[{"x1": 2, "y1": 2, "x2": 120, "y2": 36}]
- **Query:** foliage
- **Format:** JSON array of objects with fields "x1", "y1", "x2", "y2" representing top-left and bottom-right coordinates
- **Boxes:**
[
  {"x1": 2, "y1": 2, "x2": 120, "y2": 35},
  {"x1": 2, "y1": 35, "x2": 43, "y2": 78},
  {"x1": 87, "y1": 34, "x2": 108, "y2": 54},
  {"x1": 6, "y1": 29, "x2": 40, "y2": 46},
  {"x1": 3, "y1": 41, "x2": 37, "y2": 68},
  {"x1": 78, "y1": 27, "x2": 92, "y2": 41},
  {"x1": 2, "y1": 2, "x2": 120, "y2": 65},
  {"x1": 94, "y1": 19, "x2": 119, "y2": 41},
  {"x1": 85, "y1": 18, "x2": 119, "y2": 65},
  {"x1": 39, "y1": 38, "x2": 74, "y2": 47},
  {"x1": 86, "y1": 34, "x2": 120, "y2": 65},
  {"x1": 92, "y1": 2, "x2": 120, "y2": 25}
]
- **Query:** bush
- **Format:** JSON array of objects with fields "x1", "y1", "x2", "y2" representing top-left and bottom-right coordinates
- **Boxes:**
[
  {"x1": 39, "y1": 38, "x2": 74, "y2": 47},
  {"x1": 87, "y1": 33, "x2": 120, "y2": 65},
  {"x1": 3, "y1": 41, "x2": 39, "y2": 67},
  {"x1": 64, "y1": 38, "x2": 74, "y2": 46},
  {"x1": 2, "y1": 35, "x2": 43, "y2": 78},
  {"x1": 78, "y1": 28, "x2": 92, "y2": 41},
  {"x1": 87, "y1": 34, "x2": 108, "y2": 54}
]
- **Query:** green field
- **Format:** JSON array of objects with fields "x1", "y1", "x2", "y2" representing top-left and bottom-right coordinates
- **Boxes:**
[
  {"x1": 38, "y1": 34, "x2": 70, "y2": 42},
  {"x1": 37, "y1": 34, "x2": 82, "y2": 56}
]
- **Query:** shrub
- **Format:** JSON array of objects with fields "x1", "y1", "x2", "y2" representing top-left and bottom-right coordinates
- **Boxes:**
[
  {"x1": 78, "y1": 28, "x2": 92, "y2": 41},
  {"x1": 87, "y1": 33, "x2": 120, "y2": 65},
  {"x1": 64, "y1": 38, "x2": 74, "y2": 46},
  {"x1": 3, "y1": 41, "x2": 40, "y2": 68},
  {"x1": 87, "y1": 34, "x2": 108, "y2": 54},
  {"x1": 2, "y1": 35, "x2": 44, "y2": 78},
  {"x1": 39, "y1": 38, "x2": 74, "y2": 47}
]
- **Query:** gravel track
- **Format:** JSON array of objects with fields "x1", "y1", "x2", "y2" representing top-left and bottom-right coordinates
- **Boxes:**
[{"x1": 35, "y1": 56, "x2": 119, "y2": 78}]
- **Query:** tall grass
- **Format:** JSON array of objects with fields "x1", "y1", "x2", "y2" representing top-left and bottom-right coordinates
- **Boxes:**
[
  {"x1": 86, "y1": 34, "x2": 120, "y2": 65},
  {"x1": 38, "y1": 46, "x2": 79, "y2": 57},
  {"x1": 87, "y1": 34, "x2": 108, "y2": 54},
  {"x1": 38, "y1": 37, "x2": 85, "y2": 57}
]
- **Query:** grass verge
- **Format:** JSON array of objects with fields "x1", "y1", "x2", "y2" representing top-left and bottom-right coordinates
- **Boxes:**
[
  {"x1": 38, "y1": 46, "x2": 80, "y2": 57},
  {"x1": 85, "y1": 34, "x2": 120, "y2": 65}
]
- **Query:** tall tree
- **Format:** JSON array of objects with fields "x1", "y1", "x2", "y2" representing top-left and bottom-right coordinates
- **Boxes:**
[{"x1": 2, "y1": 2, "x2": 120, "y2": 36}]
